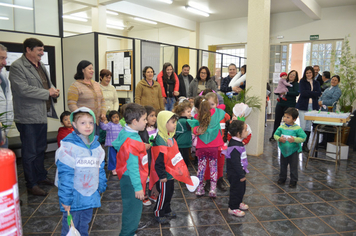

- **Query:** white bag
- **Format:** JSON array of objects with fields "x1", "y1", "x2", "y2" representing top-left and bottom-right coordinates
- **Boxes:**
[
  {"x1": 267, "y1": 99, "x2": 272, "y2": 114},
  {"x1": 66, "y1": 211, "x2": 81, "y2": 236}
]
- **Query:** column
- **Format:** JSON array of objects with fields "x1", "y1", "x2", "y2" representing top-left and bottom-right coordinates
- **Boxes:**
[{"x1": 245, "y1": 0, "x2": 271, "y2": 156}]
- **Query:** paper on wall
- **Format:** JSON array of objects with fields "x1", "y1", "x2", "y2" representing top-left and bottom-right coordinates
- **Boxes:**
[
  {"x1": 125, "y1": 69, "x2": 131, "y2": 75},
  {"x1": 274, "y1": 63, "x2": 281, "y2": 73},
  {"x1": 124, "y1": 74, "x2": 131, "y2": 84},
  {"x1": 6, "y1": 52, "x2": 22, "y2": 66},
  {"x1": 116, "y1": 85, "x2": 130, "y2": 90},
  {"x1": 273, "y1": 73, "x2": 280, "y2": 84},
  {"x1": 124, "y1": 57, "x2": 130, "y2": 69},
  {"x1": 42, "y1": 52, "x2": 49, "y2": 65}
]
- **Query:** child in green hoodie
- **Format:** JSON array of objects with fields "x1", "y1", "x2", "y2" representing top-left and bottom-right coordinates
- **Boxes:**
[{"x1": 112, "y1": 103, "x2": 148, "y2": 236}]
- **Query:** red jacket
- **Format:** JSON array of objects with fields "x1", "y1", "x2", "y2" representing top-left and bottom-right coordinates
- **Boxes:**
[
  {"x1": 156, "y1": 71, "x2": 180, "y2": 98},
  {"x1": 57, "y1": 127, "x2": 74, "y2": 147}
]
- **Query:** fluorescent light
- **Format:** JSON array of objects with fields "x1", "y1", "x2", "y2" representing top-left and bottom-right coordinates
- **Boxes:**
[
  {"x1": 106, "y1": 10, "x2": 118, "y2": 16},
  {"x1": 158, "y1": 0, "x2": 173, "y2": 4},
  {"x1": 0, "y1": 2, "x2": 33, "y2": 10},
  {"x1": 185, "y1": 5, "x2": 209, "y2": 17},
  {"x1": 107, "y1": 25, "x2": 124, "y2": 30},
  {"x1": 134, "y1": 17, "x2": 157, "y2": 25},
  {"x1": 62, "y1": 15, "x2": 88, "y2": 22},
  {"x1": 0, "y1": 16, "x2": 9, "y2": 20}
]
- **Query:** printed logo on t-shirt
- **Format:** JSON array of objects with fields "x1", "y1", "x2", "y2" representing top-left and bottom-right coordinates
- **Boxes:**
[{"x1": 171, "y1": 152, "x2": 183, "y2": 166}]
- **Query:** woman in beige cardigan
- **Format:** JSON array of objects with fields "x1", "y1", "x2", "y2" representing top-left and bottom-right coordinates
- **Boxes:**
[
  {"x1": 99, "y1": 69, "x2": 119, "y2": 112},
  {"x1": 135, "y1": 66, "x2": 164, "y2": 112},
  {"x1": 67, "y1": 60, "x2": 106, "y2": 135}
]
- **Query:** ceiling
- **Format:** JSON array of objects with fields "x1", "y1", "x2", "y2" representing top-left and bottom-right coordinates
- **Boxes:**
[{"x1": 62, "y1": 0, "x2": 356, "y2": 34}]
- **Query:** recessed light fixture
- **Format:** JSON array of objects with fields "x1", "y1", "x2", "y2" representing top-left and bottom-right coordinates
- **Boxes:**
[
  {"x1": 62, "y1": 15, "x2": 88, "y2": 22},
  {"x1": 0, "y1": 2, "x2": 33, "y2": 10},
  {"x1": 0, "y1": 16, "x2": 9, "y2": 20},
  {"x1": 158, "y1": 0, "x2": 173, "y2": 4},
  {"x1": 107, "y1": 24, "x2": 124, "y2": 30},
  {"x1": 134, "y1": 17, "x2": 157, "y2": 25},
  {"x1": 106, "y1": 10, "x2": 118, "y2": 16},
  {"x1": 185, "y1": 5, "x2": 209, "y2": 17}
]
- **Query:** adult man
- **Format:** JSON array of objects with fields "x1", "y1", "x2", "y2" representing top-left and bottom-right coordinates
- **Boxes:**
[
  {"x1": 321, "y1": 71, "x2": 331, "y2": 92},
  {"x1": 211, "y1": 68, "x2": 221, "y2": 90},
  {"x1": 313, "y1": 65, "x2": 323, "y2": 86},
  {"x1": 0, "y1": 44, "x2": 13, "y2": 148},
  {"x1": 9, "y1": 38, "x2": 59, "y2": 196},
  {"x1": 220, "y1": 63, "x2": 241, "y2": 94},
  {"x1": 178, "y1": 64, "x2": 193, "y2": 97}
]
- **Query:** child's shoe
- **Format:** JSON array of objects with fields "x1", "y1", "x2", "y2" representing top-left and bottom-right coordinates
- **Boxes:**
[
  {"x1": 217, "y1": 177, "x2": 227, "y2": 191},
  {"x1": 277, "y1": 98, "x2": 280, "y2": 102},
  {"x1": 239, "y1": 203, "x2": 249, "y2": 211},
  {"x1": 195, "y1": 184, "x2": 205, "y2": 197},
  {"x1": 112, "y1": 170, "x2": 117, "y2": 176},
  {"x1": 209, "y1": 190, "x2": 217, "y2": 198},
  {"x1": 282, "y1": 97, "x2": 287, "y2": 101},
  {"x1": 165, "y1": 211, "x2": 176, "y2": 218},
  {"x1": 209, "y1": 180, "x2": 217, "y2": 198},
  {"x1": 228, "y1": 208, "x2": 245, "y2": 217},
  {"x1": 277, "y1": 179, "x2": 286, "y2": 185},
  {"x1": 143, "y1": 199, "x2": 151, "y2": 206},
  {"x1": 289, "y1": 181, "x2": 297, "y2": 188},
  {"x1": 155, "y1": 216, "x2": 169, "y2": 224},
  {"x1": 149, "y1": 195, "x2": 157, "y2": 202}
]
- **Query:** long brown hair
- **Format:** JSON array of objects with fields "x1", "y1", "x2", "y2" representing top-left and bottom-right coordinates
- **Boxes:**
[
  {"x1": 162, "y1": 62, "x2": 175, "y2": 85},
  {"x1": 198, "y1": 99, "x2": 211, "y2": 133}
]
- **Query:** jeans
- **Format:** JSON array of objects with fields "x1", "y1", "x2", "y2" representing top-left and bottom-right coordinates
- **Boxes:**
[
  {"x1": 165, "y1": 97, "x2": 176, "y2": 111},
  {"x1": 107, "y1": 146, "x2": 117, "y2": 171},
  {"x1": 61, "y1": 208, "x2": 93, "y2": 236},
  {"x1": 16, "y1": 123, "x2": 48, "y2": 188}
]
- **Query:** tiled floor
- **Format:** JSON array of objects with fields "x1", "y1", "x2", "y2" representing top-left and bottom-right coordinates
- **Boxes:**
[{"x1": 19, "y1": 121, "x2": 356, "y2": 235}]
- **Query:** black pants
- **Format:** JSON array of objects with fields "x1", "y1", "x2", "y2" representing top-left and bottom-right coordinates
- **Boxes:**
[
  {"x1": 154, "y1": 179, "x2": 174, "y2": 217},
  {"x1": 271, "y1": 104, "x2": 289, "y2": 138},
  {"x1": 179, "y1": 147, "x2": 190, "y2": 166},
  {"x1": 16, "y1": 123, "x2": 48, "y2": 188},
  {"x1": 279, "y1": 151, "x2": 299, "y2": 182},
  {"x1": 228, "y1": 174, "x2": 246, "y2": 210}
]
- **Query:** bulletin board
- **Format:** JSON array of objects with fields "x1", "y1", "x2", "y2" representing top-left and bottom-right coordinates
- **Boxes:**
[{"x1": 106, "y1": 50, "x2": 133, "y2": 91}]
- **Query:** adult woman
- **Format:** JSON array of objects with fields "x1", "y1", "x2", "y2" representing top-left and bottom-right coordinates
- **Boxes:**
[
  {"x1": 188, "y1": 66, "x2": 217, "y2": 97},
  {"x1": 157, "y1": 62, "x2": 179, "y2": 111},
  {"x1": 135, "y1": 66, "x2": 164, "y2": 111},
  {"x1": 296, "y1": 66, "x2": 321, "y2": 152},
  {"x1": 318, "y1": 75, "x2": 342, "y2": 111},
  {"x1": 269, "y1": 70, "x2": 300, "y2": 141},
  {"x1": 67, "y1": 60, "x2": 106, "y2": 135},
  {"x1": 99, "y1": 69, "x2": 118, "y2": 111}
]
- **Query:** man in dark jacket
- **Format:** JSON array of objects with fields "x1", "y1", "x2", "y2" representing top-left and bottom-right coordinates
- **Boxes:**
[
  {"x1": 178, "y1": 64, "x2": 193, "y2": 98},
  {"x1": 220, "y1": 63, "x2": 241, "y2": 94},
  {"x1": 313, "y1": 65, "x2": 323, "y2": 86}
]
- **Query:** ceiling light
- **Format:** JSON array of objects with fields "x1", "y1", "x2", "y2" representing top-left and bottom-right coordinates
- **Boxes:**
[
  {"x1": 0, "y1": 16, "x2": 9, "y2": 20},
  {"x1": 158, "y1": 0, "x2": 173, "y2": 4},
  {"x1": 62, "y1": 15, "x2": 88, "y2": 22},
  {"x1": 185, "y1": 5, "x2": 209, "y2": 17},
  {"x1": 107, "y1": 24, "x2": 124, "y2": 30},
  {"x1": 106, "y1": 10, "x2": 119, "y2": 16},
  {"x1": 0, "y1": 2, "x2": 33, "y2": 10},
  {"x1": 134, "y1": 17, "x2": 157, "y2": 25}
]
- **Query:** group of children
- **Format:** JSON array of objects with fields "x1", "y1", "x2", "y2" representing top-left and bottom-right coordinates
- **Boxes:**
[{"x1": 54, "y1": 88, "x2": 307, "y2": 236}]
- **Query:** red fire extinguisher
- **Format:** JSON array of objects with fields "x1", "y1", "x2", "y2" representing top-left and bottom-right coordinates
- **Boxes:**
[{"x1": 0, "y1": 149, "x2": 22, "y2": 236}]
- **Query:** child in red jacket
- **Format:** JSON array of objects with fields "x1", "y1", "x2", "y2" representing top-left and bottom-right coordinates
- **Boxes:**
[{"x1": 57, "y1": 111, "x2": 74, "y2": 147}]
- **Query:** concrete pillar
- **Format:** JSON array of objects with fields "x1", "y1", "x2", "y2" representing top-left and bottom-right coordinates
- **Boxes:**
[
  {"x1": 245, "y1": 0, "x2": 271, "y2": 156},
  {"x1": 92, "y1": 5, "x2": 107, "y2": 32}
]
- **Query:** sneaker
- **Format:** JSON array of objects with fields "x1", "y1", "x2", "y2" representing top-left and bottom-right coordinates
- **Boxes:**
[
  {"x1": 228, "y1": 208, "x2": 245, "y2": 217},
  {"x1": 165, "y1": 211, "x2": 176, "y2": 218},
  {"x1": 277, "y1": 179, "x2": 286, "y2": 185},
  {"x1": 289, "y1": 181, "x2": 297, "y2": 188},
  {"x1": 149, "y1": 195, "x2": 157, "y2": 202},
  {"x1": 155, "y1": 216, "x2": 169, "y2": 224},
  {"x1": 143, "y1": 199, "x2": 151, "y2": 206},
  {"x1": 239, "y1": 203, "x2": 249, "y2": 211},
  {"x1": 137, "y1": 221, "x2": 148, "y2": 230}
]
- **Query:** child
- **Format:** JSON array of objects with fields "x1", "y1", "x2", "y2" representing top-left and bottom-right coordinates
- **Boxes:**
[
  {"x1": 55, "y1": 107, "x2": 107, "y2": 236},
  {"x1": 203, "y1": 92, "x2": 230, "y2": 192},
  {"x1": 57, "y1": 111, "x2": 74, "y2": 148},
  {"x1": 150, "y1": 111, "x2": 193, "y2": 224},
  {"x1": 274, "y1": 107, "x2": 306, "y2": 188},
  {"x1": 112, "y1": 103, "x2": 149, "y2": 236},
  {"x1": 100, "y1": 110, "x2": 123, "y2": 176},
  {"x1": 188, "y1": 99, "x2": 226, "y2": 198},
  {"x1": 173, "y1": 99, "x2": 193, "y2": 166},
  {"x1": 274, "y1": 72, "x2": 293, "y2": 102},
  {"x1": 222, "y1": 120, "x2": 249, "y2": 217},
  {"x1": 138, "y1": 105, "x2": 157, "y2": 206}
]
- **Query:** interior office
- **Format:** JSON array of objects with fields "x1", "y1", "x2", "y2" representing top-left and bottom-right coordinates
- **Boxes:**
[{"x1": 1, "y1": 0, "x2": 356, "y2": 155}]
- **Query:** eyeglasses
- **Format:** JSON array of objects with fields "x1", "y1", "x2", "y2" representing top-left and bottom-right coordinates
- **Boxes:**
[{"x1": 200, "y1": 72, "x2": 207, "y2": 74}]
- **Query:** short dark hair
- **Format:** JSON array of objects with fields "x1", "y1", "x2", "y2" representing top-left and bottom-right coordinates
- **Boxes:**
[
  {"x1": 228, "y1": 63, "x2": 237, "y2": 69},
  {"x1": 196, "y1": 66, "x2": 211, "y2": 81},
  {"x1": 322, "y1": 71, "x2": 330, "y2": 79},
  {"x1": 182, "y1": 64, "x2": 190, "y2": 69},
  {"x1": 284, "y1": 107, "x2": 299, "y2": 120},
  {"x1": 60, "y1": 111, "x2": 71, "y2": 123},
  {"x1": 100, "y1": 69, "x2": 112, "y2": 81},
  {"x1": 142, "y1": 66, "x2": 155, "y2": 79},
  {"x1": 241, "y1": 64, "x2": 246, "y2": 72},
  {"x1": 23, "y1": 38, "x2": 44, "y2": 53},
  {"x1": 332, "y1": 75, "x2": 340, "y2": 82},
  {"x1": 144, "y1": 105, "x2": 156, "y2": 116},
  {"x1": 124, "y1": 103, "x2": 146, "y2": 124},
  {"x1": 301, "y1": 66, "x2": 315, "y2": 80},
  {"x1": 108, "y1": 110, "x2": 119, "y2": 121},
  {"x1": 223, "y1": 120, "x2": 245, "y2": 142},
  {"x1": 287, "y1": 70, "x2": 299, "y2": 83}
]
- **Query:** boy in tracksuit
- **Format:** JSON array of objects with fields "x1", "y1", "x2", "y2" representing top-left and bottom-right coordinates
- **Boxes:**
[
  {"x1": 55, "y1": 107, "x2": 107, "y2": 236},
  {"x1": 112, "y1": 103, "x2": 149, "y2": 236}
]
